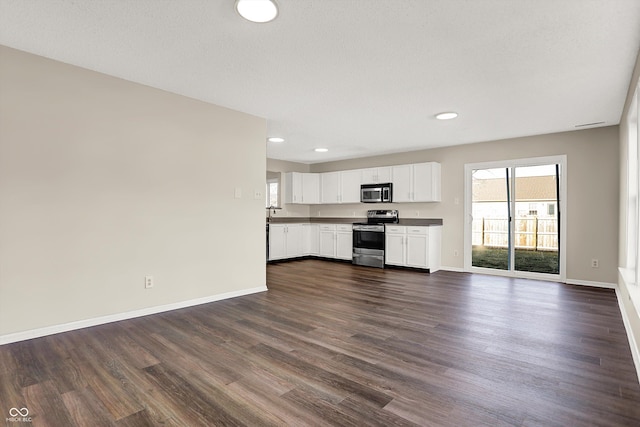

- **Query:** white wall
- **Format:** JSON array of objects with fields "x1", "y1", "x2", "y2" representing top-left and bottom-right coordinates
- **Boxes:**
[{"x1": 0, "y1": 46, "x2": 267, "y2": 339}]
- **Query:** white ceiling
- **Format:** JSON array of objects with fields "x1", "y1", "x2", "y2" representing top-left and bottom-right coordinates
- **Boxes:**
[{"x1": 1, "y1": 1, "x2": 639, "y2": 164}]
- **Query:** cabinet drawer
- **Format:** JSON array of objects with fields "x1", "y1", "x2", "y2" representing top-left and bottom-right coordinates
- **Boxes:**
[
  {"x1": 385, "y1": 225, "x2": 406, "y2": 234},
  {"x1": 337, "y1": 224, "x2": 352, "y2": 232},
  {"x1": 319, "y1": 224, "x2": 336, "y2": 231},
  {"x1": 407, "y1": 227, "x2": 428, "y2": 235}
]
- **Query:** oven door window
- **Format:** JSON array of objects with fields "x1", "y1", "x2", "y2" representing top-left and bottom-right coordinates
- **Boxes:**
[{"x1": 353, "y1": 230, "x2": 384, "y2": 250}]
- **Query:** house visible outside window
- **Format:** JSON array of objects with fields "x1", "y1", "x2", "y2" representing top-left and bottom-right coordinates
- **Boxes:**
[
  {"x1": 547, "y1": 204, "x2": 555, "y2": 216},
  {"x1": 266, "y1": 179, "x2": 279, "y2": 208},
  {"x1": 528, "y1": 203, "x2": 538, "y2": 216}
]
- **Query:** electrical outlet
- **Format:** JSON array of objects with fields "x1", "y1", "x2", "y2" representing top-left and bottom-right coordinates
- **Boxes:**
[
  {"x1": 591, "y1": 259, "x2": 599, "y2": 268},
  {"x1": 145, "y1": 275, "x2": 154, "y2": 289},
  {"x1": 254, "y1": 190, "x2": 262, "y2": 199},
  {"x1": 454, "y1": 250, "x2": 459, "y2": 257}
]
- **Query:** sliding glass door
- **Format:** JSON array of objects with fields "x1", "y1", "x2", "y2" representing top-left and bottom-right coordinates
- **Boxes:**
[
  {"x1": 471, "y1": 167, "x2": 511, "y2": 270},
  {"x1": 465, "y1": 156, "x2": 566, "y2": 280}
]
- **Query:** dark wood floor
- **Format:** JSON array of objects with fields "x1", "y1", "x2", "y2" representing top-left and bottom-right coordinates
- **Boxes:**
[{"x1": 1, "y1": 259, "x2": 639, "y2": 426}]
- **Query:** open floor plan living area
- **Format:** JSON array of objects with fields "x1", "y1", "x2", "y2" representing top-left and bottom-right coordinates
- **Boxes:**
[
  {"x1": 0, "y1": 260, "x2": 638, "y2": 425},
  {"x1": 2, "y1": 1, "x2": 640, "y2": 426}
]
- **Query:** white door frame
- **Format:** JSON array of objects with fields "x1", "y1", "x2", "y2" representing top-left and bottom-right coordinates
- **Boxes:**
[{"x1": 463, "y1": 155, "x2": 567, "y2": 282}]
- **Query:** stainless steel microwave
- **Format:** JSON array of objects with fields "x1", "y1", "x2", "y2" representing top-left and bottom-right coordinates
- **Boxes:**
[{"x1": 360, "y1": 183, "x2": 393, "y2": 203}]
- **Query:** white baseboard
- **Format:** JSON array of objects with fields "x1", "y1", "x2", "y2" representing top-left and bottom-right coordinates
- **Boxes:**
[
  {"x1": 0, "y1": 285, "x2": 268, "y2": 346},
  {"x1": 565, "y1": 278, "x2": 616, "y2": 289},
  {"x1": 438, "y1": 266, "x2": 465, "y2": 273},
  {"x1": 615, "y1": 286, "x2": 640, "y2": 385}
]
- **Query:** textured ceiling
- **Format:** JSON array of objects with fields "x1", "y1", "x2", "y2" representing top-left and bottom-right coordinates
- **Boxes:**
[{"x1": 1, "y1": 0, "x2": 639, "y2": 163}]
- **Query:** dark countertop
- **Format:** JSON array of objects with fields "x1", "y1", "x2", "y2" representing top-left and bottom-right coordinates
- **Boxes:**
[{"x1": 267, "y1": 217, "x2": 443, "y2": 226}]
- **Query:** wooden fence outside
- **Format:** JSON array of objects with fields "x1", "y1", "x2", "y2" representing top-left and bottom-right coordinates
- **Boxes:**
[{"x1": 472, "y1": 217, "x2": 558, "y2": 251}]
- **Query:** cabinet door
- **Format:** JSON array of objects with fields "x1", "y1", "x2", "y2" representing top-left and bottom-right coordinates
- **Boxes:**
[
  {"x1": 362, "y1": 167, "x2": 392, "y2": 184},
  {"x1": 268, "y1": 225, "x2": 287, "y2": 260},
  {"x1": 392, "y1": 164, "x2": 412, "y2": 202},
  {"x1": 284, "y1": 172, "x2": 302, "y2": 204},
  {"x1": 377, "y1": 167, "x2": 392, "y2": 183},
  {"x1": 428, "y1": 225, "x2": 442, "y2": 272},
  {"x1": 319, "y1": 230, "x2": 336, "y2": 257},
  {"x1": 406, "y1": 232, "x2": 428, "y2": 268},
  {"x1": 302, "y1": 173, "x2": 320, "y2": 204},
  {"x1": 336, "y1": 226, "x2": 353, "y2": 260},
  {"x1": 385, "y1": 232, "x2": 405, "y2": 266},
  {"x1": 413, "y1": 162, "x2": 441, "y2": 202},
  {"x1": 321, "y1": 172, "x2": 340, "y2": 204},
  {"x1": 304, "y1": 224, "x2": 319, "y2": 255},
  {"x1": 340, "y1": 170, "x2": 362, "y2": 203},
  {"x1": 361, "y1": 168, "x2": 377, "y2": 184},
  {"x1": 285, "y1": 224, "x2": 304, "y2": 258}
]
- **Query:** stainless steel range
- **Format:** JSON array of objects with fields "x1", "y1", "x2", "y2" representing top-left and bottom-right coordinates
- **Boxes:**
[{"x1": 352, "y1": 210, "x2": 399, "y2": 268}]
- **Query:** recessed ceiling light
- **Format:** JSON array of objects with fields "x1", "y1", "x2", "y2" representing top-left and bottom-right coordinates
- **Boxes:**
[
  {"x1": 314, "y1": 148, "x2": 329, "y2": 153},
  {"x1": 435, "y1": 112, "x2": 458, "y2": 120},
  {"x1": 235, "y1": 0, "x2": 278, "y2": 23},
  {"x1": 267, "y1": 137, "x2": 285, "y2": 143}
]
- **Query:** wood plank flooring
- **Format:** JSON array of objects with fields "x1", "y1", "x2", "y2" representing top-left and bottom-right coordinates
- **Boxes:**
[{"x1": 1, "y1": 259, "x2": 639, "y2": 426}]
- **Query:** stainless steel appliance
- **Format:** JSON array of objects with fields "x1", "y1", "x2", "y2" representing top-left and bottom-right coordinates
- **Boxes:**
[
  {"x1": 360, "y1": 183, "x2": 393, "y2": 203},
  {"x1": 352, "y1": 209, "x2": 399, "y2": 268}
]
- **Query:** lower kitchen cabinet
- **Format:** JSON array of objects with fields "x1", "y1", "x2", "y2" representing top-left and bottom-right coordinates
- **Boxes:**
[
  {"x1": 319, "y1": 224, "x2": 353, "y2": 260},
  {"x1": 270, "y1": 223, "x2": 354, "y2": 261},
  {"x1": 384, "y1": 229, "x2": 405, "y2": 265},
  {"x1": 268, "y1": 224, "x2": 304, "y2": 261},
  {"x1": 385, "y1": 225, "x2": 441, "y2": 271},
  {"x1": 336, "y1": 224, "x2": 353, "y2": 260},
  {"x1": 271, "y1": 222, "x2": 444, "y2": 270},
  {"x1": 319, "y1": 224, "x2": 337, "y2": 258},
  {"x1": 303, "y1": 223, "x2": 319, "y2": 255},
  {"x1": 268, "y1": 224, "x2": 287, "y2": 260}
]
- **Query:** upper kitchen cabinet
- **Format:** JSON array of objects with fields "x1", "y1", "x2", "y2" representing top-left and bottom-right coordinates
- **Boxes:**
[
  {"x1": 284, "y1": 172, "x2": 319, "y2": 204},
  {"x1": 321, "y1": 171, "x2": 341, "y2": 203},
  {"x1": 361, "y1": 167, "x2": 392, "y2": 184},
  {"x1": 392, "y1": 162, "x2": 441, "y2": 202},
  {"x1": 321, "y1": 169, "x2": 362, "y2": 204},
  {"x1": 340, "y1": 169, "x2": 362, "y2": 203}
]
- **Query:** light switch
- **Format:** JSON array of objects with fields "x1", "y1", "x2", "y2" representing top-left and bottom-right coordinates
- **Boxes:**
[{"x1": 234, "y1": 188, "x2": 242, "y2": 199}]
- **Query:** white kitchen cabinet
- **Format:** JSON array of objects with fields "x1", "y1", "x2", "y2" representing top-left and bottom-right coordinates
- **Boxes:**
[
  {"x1": 268, "y1": 224, "x2": 304, "y2": 260},
  {"x1": 391, "y1": 162, "x2": 441, "y2": 202},
  {"x1": 303, "y1": 223, "x2": 319, "y2": 255},
  {"x1": 391, "y1": 164, "x2": 412, "y2": 203},
  {"x1": 285, "y1": 224, "x2": 304, "y2": 258},
  {"x1": 319, "y1": 224, "x2": 337, "y2": 257},
  {"x1": 336, "y1": 224, "x2": 353, "y2": 260},
  {"x1": 406, "y1": 227, "x2": 428, "y2": 268},
  {"x1": 340, "y1": 170, "x2": 362, "y2": 203},
  {"x1": 384, "y1": 225, "x2": 406, "y2": 266},
  {"x1": 320, "y1": 172, "x2": 341, "y2": 204},
  {"x1": 284, "y1": 172, "x2": 319, "y2": 204},
  {"x1": 384, "y1": 225, "x2": 442, "y2": 271},
  {"x1": 268, "y1": 224, "x2": 287, "y2": 260},
  {"x1": 321, "y1": 171, "x2": 361, "y2": 204},
  {"x1": 413, "y1": 162, "x2": 441, "y2": 202},
  {"x1": 361, "y1": 167, "x2": 392, "y2": 184}
]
